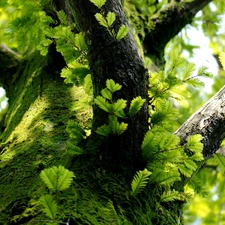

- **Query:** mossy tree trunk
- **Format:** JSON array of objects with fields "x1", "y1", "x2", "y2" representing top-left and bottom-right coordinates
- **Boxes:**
[{"x1": 0, "y1": 0, "x2": 223, "y2": 224}]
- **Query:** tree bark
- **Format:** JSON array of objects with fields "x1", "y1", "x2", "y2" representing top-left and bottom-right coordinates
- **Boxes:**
[
  {"x1": 66, "y1": 0, "x2": 149, "y2": 174},
  {"x1": 175, "y1": 85, "x2": 225, "y2": 159}
]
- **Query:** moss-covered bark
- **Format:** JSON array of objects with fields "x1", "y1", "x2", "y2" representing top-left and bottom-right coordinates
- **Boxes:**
[{"x1": 0, "y1": 47, "x2": 76, "y2": 224}]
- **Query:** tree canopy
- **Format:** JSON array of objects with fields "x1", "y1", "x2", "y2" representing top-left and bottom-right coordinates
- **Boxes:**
[{"x1": 1, "y1": 0, "x2": 225, "y2": 224}]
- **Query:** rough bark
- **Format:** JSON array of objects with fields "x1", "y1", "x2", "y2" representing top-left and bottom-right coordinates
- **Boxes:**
[
  {"x1": 63, "y1": 0, "x2": 149, "y2": 174},
  {"x1": 175, "y1": 85, "x2": 225, "y2": 159}
]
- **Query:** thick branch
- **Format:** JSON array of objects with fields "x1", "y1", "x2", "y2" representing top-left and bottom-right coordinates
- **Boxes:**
[
  {"x1": 175, "y1": 85, "x2": 225, "y2": 159},
  {"x1": 143, "y1": 0, "x2": 212, "y2": 60}
]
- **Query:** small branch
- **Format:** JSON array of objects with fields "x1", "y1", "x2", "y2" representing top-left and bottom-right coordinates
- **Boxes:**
[
  {"x1": 143, "y1": 0, "x2": 212, "y2": 61},
  {"x1": 175, "y1": 85, "x2": 225, "y2": 159},
  {"x1": 0, "y1": 44, "x2": 21, "y2": 69}
]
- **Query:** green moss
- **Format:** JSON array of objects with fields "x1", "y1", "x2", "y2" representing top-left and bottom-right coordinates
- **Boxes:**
[{"x1": 0, "y1": 51, "x2": 75, "y2": 224}]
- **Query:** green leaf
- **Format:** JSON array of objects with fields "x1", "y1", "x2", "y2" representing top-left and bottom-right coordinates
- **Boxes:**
[
  {"x1": 40, "y1": 165, "x2": 75, "y2": 192},
  {"x1": 89, "y1": 0, "x2": 106, "y2": 8},
  {"x1": 185, "y1": 78, "x2": 204, "y2": 87},
  {"x1": 96, "y1": 124, "x2": 111, "y2": 136},
  {"x1": 96, "y1": 116, "x2": 128, "y2": 136},
  {"x1": 106, "y1": 12, "x2": 116, "y2": 26},
  {"x1": 178, "y1": 164, "x2": 193, "y2": 177},
  {"x1": 108, "y1": 115, "x2": 127, "y2": 135},
  {"x1": 186, "y1": 134, "x2": 203, "y2": 153},
  {"x1": 114, "y1": 109, "x2": 126, "y2": 118},
  {"x1": 214, "y1": 153, "x2": 225, "y2": 173},
  {"x1": 95, "y1": 13, "x2": 108, "y2": 27},
  {"x1": 94, "y1": 96, "x2": 112, "y2": 113},
  {"x1": 182, "y1": 62, "x2": 196, "y2": 80},
  {"x1": 101, "y1": 88, "x2": 112, "y2": 100},
  {"x1": 56, "y1": 165, "x2": 75, "y2": 191},
  {"x1": 128, "y1": 96, "x2": 145, "y2": 117},
  {"x1": 66, "y1": 120, "x2": 85, "y2": 144},
  {"x1": 148, "y1": 163, "x2": 181, "y2": 185},
  {"x1": 57, "y1": 10, "x2": 67, "y2": 25},
  {"x1": 184, "y1": 160, "x2": 197, "y2": 171},
  {"x1": 75, "y1": 32, "x2": 87, "y2": 50},
  {"x1": 116, "y1": 25, "x2": 129, "y2": 40},
  {"x1": 219, "y1": 52, "x2": 225, "y2": 70},
  {"x1": 160, "y1": 190, "x2": 181, "y2": 202},
  {"x1": 190, "y1": 152, "x2": 204, "y2": 161},
  {"x1": 40, "y1": 195, "x2": 57, "y2": 219},
  {"x1": 117, "y1": 122, "x2": 128, "y2": 135},
  {"x1": 112, "y1": 99, "x2": 127, "y2": 113},
  {"x1": 131, "y1": 169, "x2": 151, "y2": 196},
  {"x1": 106, "y1": 79, "x2": 122, "y2": 92},
  {"x1": 197, "y1": 66, "x2": 213, "y2": 78}
]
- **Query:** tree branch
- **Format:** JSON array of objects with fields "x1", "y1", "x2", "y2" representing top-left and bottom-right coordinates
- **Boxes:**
[
  {"x1": 175, "y1": 85, "x2": 225, "y2": 159},
  {"x1": 0, "y1": 44, "x2": 21, "y2": 95},
  {"x1": 143, "y1": 0, "x2": 212, "y2": 61}
]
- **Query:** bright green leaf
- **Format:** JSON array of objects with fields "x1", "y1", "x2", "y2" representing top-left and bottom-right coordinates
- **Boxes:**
[
  {"x1": 40, "y1": 195, "x2": 57, "y2": 219},
  {"x1": 57, "y1": 10, "x2": 67, "y2": 25},
  {"x1": 89, "y1": 0, "x2": 106, "y2": 8},
  {"x1": 128, "y1": 96, "x2": 145, "y2": 117},
  {"x1": 131, "y1": 169, "x2": 151, "y2": 196},
  {"x1": 101, "y1": 88, "x2": 112, "y2": 100},
  {"x1": 116, "y1": 25, "x2": 129, "y2": 40},
  {"x1": 186, "y1": 134, "x2": 203, "y2": 153},
  {"x1": 112, "y1": 99, "x2": 127, "y2": 113},
  {"x1": 95, "y1": 13, "x2": 108, "y2": 27},
  {"x1": 106, "y1": 79, "x2": 122, "y2": 92},
  {"x1": 94, "y1": 96, "x2": 112, "y2": 113},
  {"x1": 160, "y1": 190, "x2": 181, "y2": 202},
  {"x1": 40, "y1": 165, "x2": 75, "y2": 192},
  {"x1": 106, "y1": 12, "x2": 116, "y2": 26}
]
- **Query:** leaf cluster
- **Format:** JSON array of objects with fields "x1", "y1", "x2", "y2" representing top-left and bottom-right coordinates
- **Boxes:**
[
  {"x1": 39, "y1": 165, "x2": 75, "y2": 223},
  {"x1": 90, "y1": 0, "x2": 129, "y2": 40},
  {"x1": 95, "y1": 79, "x2": 145, "y2": 136}
]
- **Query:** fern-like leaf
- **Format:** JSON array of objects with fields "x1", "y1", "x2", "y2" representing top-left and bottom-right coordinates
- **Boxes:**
[
  {"x1": 131, "y1": 169, "x2": 151, "y2": 196},
  {"x1": 94, "y1": 96, "x2": 112, "y2": 113},
  {"x1": 160, "y1": 190, "x2": 181, "y2": 202},
  {"x1": 95, "y1": 13, "x2": 108, "y2": 27},
  {"x1": 106, "y1": 79, "x2": 122, "y2": 92},
  {"x1": 40, "y1": 165, "x2": 75, "y2": 192},
  {"x1": 186, "y1": 134, "x2": 203, "y2": 153},
  {"x1": 40, "y1": 195, "x2": 57, "y2": 219},
  {"x1": 101, "y1": 88, "x2": 112, "y2": 100},
  {"x1": 128, "y1": 96, "x2": 145, "y2": 117},
  {"x1": 106, "y1": 12, "x2": 116, "y2": 26},
  {"x1": 89, "y1": 0, "x2": 106, "y2": 8},
  {"x1": 116, "y1": 25, "x2": 129, "y2": 40},
  {"x1": 57, "y1": 165, "x2": 75, "y2": 191},
  {"x1": 112, "y1": 99, "x2": 127, "y2": 114},
  {"x1": 57, "y1": 10, "x2": 67, "y2": 25}
]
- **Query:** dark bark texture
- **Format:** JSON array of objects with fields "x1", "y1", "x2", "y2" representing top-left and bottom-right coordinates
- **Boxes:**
[{"x1": 63, "y1": 0, "x2": 149, "y2": 174}]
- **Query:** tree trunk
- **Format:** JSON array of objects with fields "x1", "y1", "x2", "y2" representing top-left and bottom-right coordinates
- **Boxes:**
[{"x1": 0, "y1": 0, "x2": 222, "y2": 224}]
